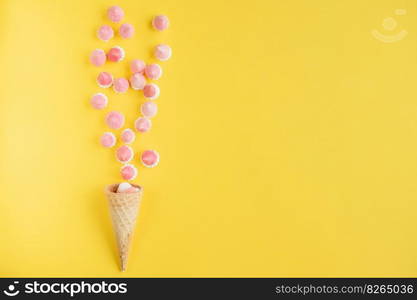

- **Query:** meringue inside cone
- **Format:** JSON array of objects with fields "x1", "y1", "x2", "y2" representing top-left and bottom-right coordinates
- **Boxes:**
[{"x1": 107, "y1": 183, "x2": 142, "y2": 194}]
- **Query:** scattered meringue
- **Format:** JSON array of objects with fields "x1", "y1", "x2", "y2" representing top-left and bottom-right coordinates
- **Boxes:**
[
  {"x1": 100, "y1": 132, "x2": 116, "y2": 148},
  {"x1": 116, "y1": 145, "x2": 134, "y2": 163},
  {"x1": 143, "y1": 83, "x2": 160, "y2": 100},
  {"x1": 107, "y1": 6, "x2": 124, "y2": 23},
  {"x1": 141, "y1": 150, "x2": 160, "y2": 168},
  {"x1": 119, "y1": 23, "x2": 134, "y2": 39},
  {"x1": 129, "y1": 73, "x2": 146, "y2": 90},
  {"x1": 134, "y1": 117, "x2": 152, "y2": 133},
  {"x1": 121, "y1": 128, "x2": 135, "y2": 144},
  {"x1": 97, "y1": 72, "x2": 113, "y2": 88},
  {"x1": 130, "y1": 59, "x2": 146, "y2": 74},
  {"x1": 90, "y1": 93, "x2": 108, "y2": 109},
  {"x1": 107, "y1": 46, "x2": 125, "y2": 62},
  {"x1": 106, "y1": 111, "x2": 125, "y2": 129},
  {"x1": 113, "y1": 77, "x2": 129, "y2": 93},
  {"x1": 120, "y1": 164, "x2": 137, "y2": 180},
  {"x1": 152, "y1": 15, "x2": 169, "y2": 31},
  {"x1": 154, "y1": 44, "x2": 172, "y2": 61},
  {"x1": 97, "y1": 25, "x2": 114, "y2": 41},
  {"x1": 90, "y1": 49, "x2": 106, "y2": 66},
  {"x1": 144, "y1": 64, "x2": 162, "y2": 80}
]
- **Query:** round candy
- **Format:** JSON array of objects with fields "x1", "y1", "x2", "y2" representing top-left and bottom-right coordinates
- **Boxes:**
[
  {"x1": 90, "y1": 93, "x2": 108, "y2": 109},
  {"x1": 117, "y1": 182, "x2": 132, "y2": 192},
  {"x1": 141, "y1": 101, "x2": 158, "y2": 118},
  {"x1": 100, "y1": 132, "x2": 116, "y2": 148},
  {"x1": 130, "y1": 73, "x2": 146, "y2": 90},
  {"x1": 125, "y1": 186, "x2": 140, "y2": 193},
  {"x1": 144, "y1": 64, "x2": 162, "y2": 80},
  {"x1": 113, "y1": 77, "x2": 129, "y2": 93},
  {"x1": 107, "y1": 6, "x2": 124, "y2": 23},
  {"x1": 97, "y1": 25, "x2": 114, "y2": 41},
  {"x1": 121, "y1": 128, "x2": 135, "y2": 144},
  {"x1": 116, "y1": 145, "x2": 133, "y2": 163},
  {"x1": 107, "y1": 46, "x2": 125, "y2": 62},
  {"x1": 154, "y1": 44, "x2": 172, "y2": 61},
  {"x1": 152, "y1": 15, "x2": 169, "y2": 31},
  {"x1": 106, "y1": 111, "x2": 125, "y2": 129},
  {"x1": 134, "y1": 117, "x2": 152, "y2": 133},
  {"x1": 130, "y1": 59, "x2": 146, "y2": 74},
  {"x1": 119, "y1": 23, "x2": 134, "y2": 39},
  {"x1": 143, "y1": 83, "x2": 160, "y2": 100},
  {"x1": 90, "y1": 49, "x2": 106, "y2": 66},
  {"x1": 97, "y1": 72, "x2": 113, "y2": 88},
  {"x1": 117, "y1": 183, "x2": 139, "y2": 193},
  {"x1": 141, "y1": 150, "x2": 160, "y2": 168},
  {"x1": 120, "y1": 164, "x2": 137, "y2": 180}
]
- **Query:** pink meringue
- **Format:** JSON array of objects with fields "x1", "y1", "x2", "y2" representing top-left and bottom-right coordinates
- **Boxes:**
[
  {"x1": 141, "y1": 101, "x2": 158, "y2": 118},
  {"x1": 97, "y1": 25, "x2": 114, "y2": 41},
  {"x1": 121, "y1": 128, "x2": 135, "y2": 144},
  {"x1": 119, "y1": 23, "x2": 134, "y2": 39},
  {"x1": 90, "y1": 93, "x2": 108, "y2": 109},
  {"x1": 120, "y1": 164, "x2": 137, "y2": 180},
  {"x1": 125, "y1": 186, "x2": 140, "y2": 193},
  {"x1": 107, "y1": 6, "x2": 124, "y2": 23},
  {"x1": 107, "y1": 46, "x2": 125, "y2": 62},
  {"x1": 106, "y1": 111, "x2": 125, "y2": 129},
  {"x1": 116, "y1": 145, "x2": 133, "y2": 163},
  {"x1": 154, "y1": 44, "x2": 172, "y2": 61},
  {"x1": 100, "y1": 132, "x2": 116, "y2": 148},
  {"x1": 134, "y1": 117, "x2": 152, "y2": 133},
  {"x1": 152, "y1": 15, "x2": 169, "y2": 31},
  {"x1": 130, "y1": 59, "x2": 146, "y2": 74},
  {"x1": 143, "y1": 83, "x2": 160, "y2": 100},
  {"x1": 144, "y1": 64, "x2": 162, "y2": 80},
  {"x1": 90, "y1": 49, "x2": 106, "y2": 66},
  {"x1": 97, "y1": 72, "x2": 113, "y2": 88},
  {"x1": 113, "y1": 77, "x2": 129, "y2": 93},
  {"x1": 129, "y1": 73, "x2": 146, "y2": 90},
  {"x1": 141, "y1": 150, "x2": 160, "y2": 168}
]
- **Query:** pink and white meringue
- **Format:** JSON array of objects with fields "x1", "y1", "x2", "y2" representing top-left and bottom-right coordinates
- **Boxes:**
[
  {"x1": 113, "y1": 77, "x2": 129, "y2": 93},
  {"x1": 134, "y1": 117, "x2": 152, "y2": 133},
  {"x1": 129, "y1": 73, "x2": 146, "y2": 90},
  {"x1": 117, "y1": 182, "x2": 132, "y2": 192},
  {"x1": 141, "y1": 150, "x2": 160, "y2": 168},
  {"x1": 90, "y1": 93, "x2": 108, "y2": 109},
  {"x1": 130, "y1": 59, "x2": 146, "y2": 74},
  {"x1": 141, "y1": 101, "x2": 158, "y2": 118},
  {"x1": 107, "y1": 6, "x2": 124, "y2": 23},
  {"x1": 154, "y1": 44, "x2": 172, "y2": 61},
  {"x1": 119, "y1": 23, "x2": 134, "y2": 39},
  {"x1": 152, "y1": 15, "x2": 169, "y2": 31},
  {"x1": 144, "y1": 64, "x2": 162, "y2": 80},
  {"x1": 117, "y1": 182, "x2": 140, "y2": 193},
  {"x1": 107, "y1": 46, "x2": 125, "y2": 62},
  {"x1": 97, "y1": 25, "x2": 114, "y2": 41},
  {"x1": 121, "y1": 128, "x2": 135, "y2": 144},
  {"x1": 97, "y1": 72, "x2": 113, "y2": 88},
  {"x1": 143, "y1": 83, "x2": 160, "y2": 100},
  {"x1": 120, "y1": 164, "x2": 137, "y2": 180},
  {"x1": 90, "y1": 49, "x2": 106, "y2": 66},
  {"x1": 100, "y1": 132, "x2": 116, "y2": 148},
  {"x1": 106, "y1": 111, "x2": 125, "y2": 129},
  {"x1": 116, "y1": 145, "x2": 133, "y2": 163}
]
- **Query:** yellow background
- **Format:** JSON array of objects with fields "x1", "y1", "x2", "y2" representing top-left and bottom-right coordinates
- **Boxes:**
[{"x1": 1, "y1": 0, "x2": 416, "y2": 277}]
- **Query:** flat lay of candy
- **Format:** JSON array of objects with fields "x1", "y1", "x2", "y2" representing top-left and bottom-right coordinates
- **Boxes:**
[{"x1": 89, "y1": 5, "x2": 170, "y2": 182}]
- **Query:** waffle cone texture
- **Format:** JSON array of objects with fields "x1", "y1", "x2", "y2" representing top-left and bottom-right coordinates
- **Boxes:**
[{"x1": 105, "y1": 184, "x2": 142, "y2": 271}]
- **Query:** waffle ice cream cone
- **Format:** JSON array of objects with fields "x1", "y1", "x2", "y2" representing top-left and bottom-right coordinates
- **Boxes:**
[{"x1": 105, "y1": 184, "x2": 142, "y2": 271}]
